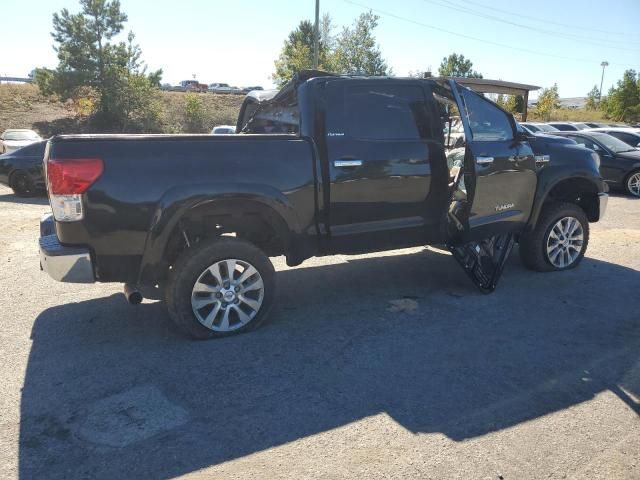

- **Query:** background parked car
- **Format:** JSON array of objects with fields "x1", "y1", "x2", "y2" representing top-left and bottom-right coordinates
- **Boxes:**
[
  {"x1": 0, "y1": 129, "x2": 42, "y2": 154},
  {"x1": 209, "y1": 83, "x2": 239, "y2": 94},
  {"x1": 520, "y1": 122, "x2": 542, "y2": 134},
  {"x1": 584, "y1": 122, "x2": 609, "y2": 128},
  {"x1": 530, "y1": 123, "x2": 559, "y2": 133},
  {"x1": 211, "y1": 125, "x2": 236, "y2": 134},
  {"x1": 0, "y1": 140, "x2": 47, "y2": 196},
  {"x1": 180, "y1": 80, "x2": 208, "y2": 93},
  {"x1": 547, "y1": 122, "x2": 589, "y2": 131},
  {"x1": 552, "y1": 131, "x2": 640, "y2": 197},
  {"x1": 241, "y1": 86, "x2": 264, "y2": 93},
  {"x1": 587, "y1": 128, "x2": 640, "y2": 149}
]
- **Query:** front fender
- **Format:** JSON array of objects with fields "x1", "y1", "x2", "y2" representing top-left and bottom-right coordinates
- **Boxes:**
[
  {"x1": 137, "y1": 182, "x2": 301, "y2": 286},
  {"x1": 526, "y1": 145, "x2": 606, "y2": 231}
]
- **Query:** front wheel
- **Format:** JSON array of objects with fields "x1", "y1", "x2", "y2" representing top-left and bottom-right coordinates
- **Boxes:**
[
  {"x1": 165, "y1": 237, "x2": 276, "y2": 339},
  {"x1": 519, "y1": 202, "x2": 589, "y2": 272},
  {"x1": 625, "y1": 170, "x2": 640, "y2": 197}
]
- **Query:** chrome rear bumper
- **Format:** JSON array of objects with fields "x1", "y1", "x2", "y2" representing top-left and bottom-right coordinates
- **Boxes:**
[{"x1": 39, "y1": 214, "x2": 95, "y2": 283}]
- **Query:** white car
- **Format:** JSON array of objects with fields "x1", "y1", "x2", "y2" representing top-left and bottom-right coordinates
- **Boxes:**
[
  {"x1": 211, "y1": 125, "x2": 236, "y2": 134},
  {"x1": 0, "y1": 129, "x2": 42, "y2": 154},
  {"x1": 208, "y1": 83, "x2": 235, "y2": 94}
]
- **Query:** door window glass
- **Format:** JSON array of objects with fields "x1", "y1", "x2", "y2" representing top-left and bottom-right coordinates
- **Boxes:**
[
  {"x1": 458, "y1": 87, "x2": 514, "y2": 141},
  {"x1": 571, "y1": 135, "x2": 599, "y2": 151},
  {"x1": 343, "y1": 85, "x2": 440, "y2": 141}
]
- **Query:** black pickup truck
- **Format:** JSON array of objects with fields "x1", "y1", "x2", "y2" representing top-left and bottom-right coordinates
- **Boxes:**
[{"x1": 39, "y1": 71, "x2": 608, "y2": 339}]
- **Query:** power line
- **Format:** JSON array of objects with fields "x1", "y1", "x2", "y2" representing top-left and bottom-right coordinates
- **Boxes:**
[
  {"x1": 459, "y1": 0, "x2": 637, "y2": 37},
  {"x1": 343, "y1": 0, "x2": 637, "y2": 68},
  {"x1": 422, "y1": 0, "x2": 640, "y2": 50}
]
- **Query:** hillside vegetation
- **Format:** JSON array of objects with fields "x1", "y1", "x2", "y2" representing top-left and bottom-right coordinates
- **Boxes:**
[
  {"x1": 0, "y1": 84, "x2": 243, "y2": 136},
  {"x1": 1, "y1": 83, "x2": 614, "y2": 137}
]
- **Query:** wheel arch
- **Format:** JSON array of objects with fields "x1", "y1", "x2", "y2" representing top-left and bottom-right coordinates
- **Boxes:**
[
  {"x1": 527, "y1": 175, "x2": 604, "y2": 230},
  {"x1": 137, "y1": 187, "x2": 300, "y2": 290}
]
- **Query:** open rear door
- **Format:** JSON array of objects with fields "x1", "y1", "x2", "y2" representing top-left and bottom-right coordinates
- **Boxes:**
[{"x1": 443, "y1": 79, "x2": 537, "y2": 292}]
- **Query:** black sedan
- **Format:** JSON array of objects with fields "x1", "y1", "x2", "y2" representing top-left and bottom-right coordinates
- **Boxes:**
[
  {"x1": 0, "y1": 140, "x2": 47, "y2": 196},
  {"x1": 552, "y1": 131, "x2": 640, "y2": 197}
]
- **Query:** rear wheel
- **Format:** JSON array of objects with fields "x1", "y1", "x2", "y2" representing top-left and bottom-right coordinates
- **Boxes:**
[
  {"x1": 625, "y1": 170, "x2": 640, "y2": 197},
  {"x1": 519, "y1": 202, "x2": 589, "y2": 272},
  {"x1": 10, "y1": 171, "x2": 34, "y2": 197},
  {"x1": 165, "y1": 237, "x2": 276, "y2": 339}
]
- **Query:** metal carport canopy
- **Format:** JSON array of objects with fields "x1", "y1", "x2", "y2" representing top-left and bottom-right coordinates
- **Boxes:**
[{"x1": 438, "y1": 77, "x2": 541, "y2": 121}]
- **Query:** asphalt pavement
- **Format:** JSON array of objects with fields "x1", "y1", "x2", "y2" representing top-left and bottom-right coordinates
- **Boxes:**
[{"x1": 0, "y1": 184, "x2": 638, "y2": 479}]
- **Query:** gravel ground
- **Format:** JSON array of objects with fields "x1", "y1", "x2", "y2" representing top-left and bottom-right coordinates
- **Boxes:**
[{"x1": 0, "y1": 183, "x2": 638, "y2": 479}]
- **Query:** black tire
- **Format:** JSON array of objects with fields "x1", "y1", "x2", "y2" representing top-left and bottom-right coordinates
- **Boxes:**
[
  {"x1": 624, "y1": 169, "x2": 640, "y2": 197},
  {"x1": 10, "y1": 171, "x2": 34, "y2": 197},
  {"x1": 519, "y1": 202, "x2": 589, "y2": 272},
  {"x1": 165, "y1": 237, "x2": 276, "y2": 339}
]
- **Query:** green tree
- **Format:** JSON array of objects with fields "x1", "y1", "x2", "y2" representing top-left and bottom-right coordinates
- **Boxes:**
[
  {"x1": 272, "y1": 17, "x2": 336, "y2": 87},
  {"x1": 504, "y1": 95, "x2": 524, "y2": 114},
  {"x1": 438, "y1": 53, "x2": 482, "y2": 78},
  {"x1": 40, "y1": 0, "x2": 163, "y2": 131},
  {"x1": 535, "y1": 84, "x2": 560, "y2": 121},
  {"x1": 585, "y1": 85, "x2": 600, "y2": 111},
  {"x1": 602, "y1": 69, "x2": 640, "y2": 122},
  {"x1": 183, "y1": 92, "x2": 207, "y2": 133},
  {"x1": 333, "y1": 12, "x2": 389, "y2": 76}
]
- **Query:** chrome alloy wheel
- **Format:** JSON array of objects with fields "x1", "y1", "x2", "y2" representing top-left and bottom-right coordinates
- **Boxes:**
[
  {"x1": 545, "y1": 216, "x2": 584, "y2": 269},
  {"x1": 190, "y1": 259, "x2": 265, "y2": 332},
  {"x1": 627, "y1": 172, "x2": 640, "y2": 197}
]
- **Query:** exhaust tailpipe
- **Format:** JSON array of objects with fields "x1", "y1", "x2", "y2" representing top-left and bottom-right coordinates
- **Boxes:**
[{"x1": 124, "y1": 284, "x2": 143, "y2": 305}]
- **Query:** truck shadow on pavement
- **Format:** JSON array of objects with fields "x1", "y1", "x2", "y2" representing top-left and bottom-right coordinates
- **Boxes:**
[
  {"x1": 0, "y1": 192, "x2": 48, "y2": 205},
  {"x1": 19, "y1": 248, "x2": 640, "y2": 478}
]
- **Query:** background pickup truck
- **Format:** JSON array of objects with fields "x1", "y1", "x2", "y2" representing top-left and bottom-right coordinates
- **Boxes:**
[{"x1": 39, "y1": 71, "x2": 608, "y2": 339}]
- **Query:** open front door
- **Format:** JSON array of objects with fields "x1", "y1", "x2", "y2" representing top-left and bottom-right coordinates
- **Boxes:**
[{"x1": 444, "y1": 80, "x2": 538, "y2": 292}]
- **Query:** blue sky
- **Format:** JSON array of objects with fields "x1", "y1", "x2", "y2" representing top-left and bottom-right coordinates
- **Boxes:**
[{"x1": 2, "y1": 0, "x2": 639, "y2": 99}]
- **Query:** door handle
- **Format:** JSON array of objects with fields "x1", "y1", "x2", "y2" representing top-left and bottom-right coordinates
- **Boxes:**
[
  {"x1": 334, "y1": 159, "x2": 363, "y2": 167},
  {"x1": 476, "y1": 156, "x2": 494, "y2": 165}
]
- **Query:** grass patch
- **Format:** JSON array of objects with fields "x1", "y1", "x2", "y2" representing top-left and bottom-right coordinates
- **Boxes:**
[{"x1": 0, "y1": 84, "x2": 244, "y2": 136}]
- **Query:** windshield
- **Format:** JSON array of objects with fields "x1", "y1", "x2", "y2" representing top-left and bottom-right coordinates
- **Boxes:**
[
  {"x1": 535, "y1": 123, "x2": 558, "y2": 132},
  {"x1": 4, "y1": 131, "x2": 39, "y2": 141},
  {"x1": 592, "y1": 132, "x2": 637, "y2": 153}
]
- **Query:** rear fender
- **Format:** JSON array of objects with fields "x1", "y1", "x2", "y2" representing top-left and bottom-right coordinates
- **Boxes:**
[{"x1": 137, "y1": 183, "x2": 300, "y2": 286}]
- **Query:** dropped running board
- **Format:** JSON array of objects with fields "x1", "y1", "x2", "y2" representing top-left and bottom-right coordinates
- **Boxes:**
[{"x1": 448, "y1": 233, "x2": 516, "y2": 294}]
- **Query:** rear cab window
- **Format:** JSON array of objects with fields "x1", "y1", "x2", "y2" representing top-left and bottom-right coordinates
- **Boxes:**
[{"x1": 340, "y1": 84, "x2": 441, "y2": 141}]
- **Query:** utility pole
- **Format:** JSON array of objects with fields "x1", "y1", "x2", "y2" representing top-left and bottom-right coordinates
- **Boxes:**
[
  {"x1": 599, "y1": 61, "x2": 609, "y2": 103},
  {"x1": 313, "y1": 0, "x2": 320, "y2": 69}
]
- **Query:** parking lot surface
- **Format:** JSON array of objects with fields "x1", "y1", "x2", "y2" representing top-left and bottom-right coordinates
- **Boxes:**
[{"x1": 0, "y1": 183, "x2": 638, "y2": 479}]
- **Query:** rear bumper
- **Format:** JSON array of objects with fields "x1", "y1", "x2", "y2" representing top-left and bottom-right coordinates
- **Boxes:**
[{"x1": 39, "y1": 214, "x2": 95, "y2": 283}]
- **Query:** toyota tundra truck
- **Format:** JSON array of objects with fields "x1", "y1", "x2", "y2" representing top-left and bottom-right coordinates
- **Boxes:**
[{"x1": 39, "y1": 71, "x2": 608, "y2": 339}]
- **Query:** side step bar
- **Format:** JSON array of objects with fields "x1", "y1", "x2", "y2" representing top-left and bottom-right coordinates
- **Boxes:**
[{"x1": 448, "y1": 233, "x2": 515, "y2": 294}]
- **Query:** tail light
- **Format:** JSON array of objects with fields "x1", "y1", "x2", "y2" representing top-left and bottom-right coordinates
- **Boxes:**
[{"x1": 47, "y1": 158, "x2": 103, "y2": 222}]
